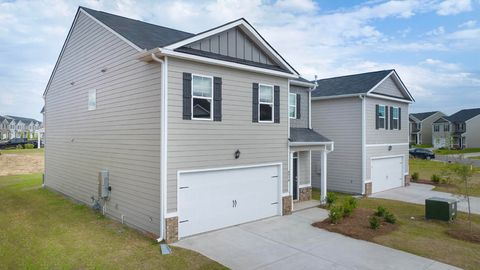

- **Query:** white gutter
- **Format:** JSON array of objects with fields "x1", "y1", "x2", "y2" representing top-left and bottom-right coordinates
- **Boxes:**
[
  {"x1": 151, "y1": 53, "x2": 168, "y2": 242},
  {"x1": 359, "y1": 94, "x2": 366, "y2": 194}
]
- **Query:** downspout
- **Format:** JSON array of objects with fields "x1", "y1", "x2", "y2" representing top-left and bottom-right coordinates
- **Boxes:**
[
  {"x1": 151, "y1": 53, "x2": 167, "y2": 242},
  {"x1": 359, "y1": 94, "x2": 366, "y2": 194}
]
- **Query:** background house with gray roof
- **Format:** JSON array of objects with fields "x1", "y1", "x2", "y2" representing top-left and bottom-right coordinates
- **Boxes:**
[
  {"x1": 409, "y1": 111, "x2": 445, "y2": 146},
  {"x1": 432, "y1": 108, "x2": 480, "y2": 149},
  {"x1": 0, "y1": 115, "x2": 42, "y2": 140}
]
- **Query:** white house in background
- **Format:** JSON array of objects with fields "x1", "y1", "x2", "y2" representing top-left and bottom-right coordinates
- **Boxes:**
[
  {"x1": 0, "y1": 115, "x2": 42, "y2": 140},
  {"x1": 409, "y1": 111, "x2": 445, "y2": 146},
  {"x1": 433, "y1": 108, "x2": 480, "y2": 149},
  {"x1": 310, "y1": 70, "x2": 414, "y2": 195}
]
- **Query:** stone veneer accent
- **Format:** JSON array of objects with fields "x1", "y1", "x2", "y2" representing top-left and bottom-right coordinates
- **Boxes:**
[
  {"x1": 299, "y1": 187, "x2": 312, "y2": 201},
  {"x1": 405, "y1": 175, "x2": 410, "y2": 186},
  {"x1": 165, "y1": 216, "x2": 178, "y2": 243},
  {"x1": 364, "y1": 182, "x2": 372, "y2": 196},
  {"x1": 282, "y1": 196, "x2": 292, "y2": 215}
]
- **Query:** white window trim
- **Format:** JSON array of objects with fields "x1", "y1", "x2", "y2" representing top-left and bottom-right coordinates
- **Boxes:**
[
  {"x1": 88, "y1": 89, "x2": 96, "y2": 111},
  {"x1": 259, "y1": 83, "x2": 274, "y2": 123},
  {"x1": 378, "y1": 104, "x2": 386, "y2": 129},
  {"x1": 191, "y1": 74, "x2": 214, "y2": 121},
  {"x1": 289, "y1": 93, "x2": 297, "y2": 119},
  {"x1": 392, "y1": 107, "x2": 399, "y2": 130}
]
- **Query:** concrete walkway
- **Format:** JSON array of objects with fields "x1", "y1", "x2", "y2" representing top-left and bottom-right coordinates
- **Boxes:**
[
  {"x1": 174, "y1": 208, "x2": 459, "y2": 270},
  {"x1": 372, "y1": 183, "x2": 480, "y2": 215}
]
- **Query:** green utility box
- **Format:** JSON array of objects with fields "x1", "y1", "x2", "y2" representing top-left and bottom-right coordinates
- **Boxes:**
[{"x1": 425, "y1": 197, "x2": 457, "y2": 221}]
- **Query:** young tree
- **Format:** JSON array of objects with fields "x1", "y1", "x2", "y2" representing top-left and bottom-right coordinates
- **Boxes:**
[{"x1": 449, "y1": 160, "x2": 475, "y2": 231}]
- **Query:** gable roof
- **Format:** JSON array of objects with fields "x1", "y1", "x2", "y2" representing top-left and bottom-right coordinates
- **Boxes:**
[
  {"x1": 434, "y1": 117, "x2": 450, "y2": 123},
  {"x1": 81, "y1": 7, "x2": 194, "y2": 50},
  {"x1": 4, "y1": 115, "x2": 41, "y2": 124},
  {"x1": 410, "y1": 111, "x2": 441, "y2": 121},
  {"x1": 289, "y1": 128, "x2": 332, "y2": 143},
  {"x1": 446, "y1": 108, "x2": 480, "y2": 123},
  {"x1": 311, "y1": 69, "x2": 414, "y2": 102}
]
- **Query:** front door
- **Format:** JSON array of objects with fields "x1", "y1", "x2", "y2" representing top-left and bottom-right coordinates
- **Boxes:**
[{"x1": 292, "y1": 152, "x2": 298, "y2": 200}]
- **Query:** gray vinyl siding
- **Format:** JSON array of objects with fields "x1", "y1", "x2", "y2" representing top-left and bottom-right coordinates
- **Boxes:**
[
  {"x1": 365, "y1": 97, "x2": 409, "y2": 145},
  {"x1": 366, "y1": 144, "x2": 409, "y2": 181},
  {"x1": 184, "y1": 27, "x2": 275, "y2": 65},
  {"x1": 167, "y1": 57, "x2": 289, "y2": 213},
  {"x1": 418, "y1": 112, "x2": 445, "y2": 145},
  {"x1": 311, "y1": 97, "x2": 362, "y2": 194},
  {"x1": 371, "y1": 76, "x2": 407, "y2": 99},
  {"x1": 44, "y1": 12, "x2": 161, "y2": 235},
  {"x1": 289, "y1": 85, "x2": 309, "y2": 128},
  {"x1": 466, "y1": 115, "x2": 480, "y2": 147},
  {"x1": 298, "y1": 151, "x2": 310, "y2": 186}
]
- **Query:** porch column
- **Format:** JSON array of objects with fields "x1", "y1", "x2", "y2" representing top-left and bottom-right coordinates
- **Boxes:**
[
  {"x1": 320, "y1": 150, "x2": 327, "y2": 203},
  {"x1": 37, "y1": 131, "x2": 40, "y2": 149}
]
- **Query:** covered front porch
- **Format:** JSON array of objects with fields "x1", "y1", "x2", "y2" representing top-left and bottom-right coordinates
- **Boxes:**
[{"x1": 288, "y1": 128, "x2": 333, "y2": 212}]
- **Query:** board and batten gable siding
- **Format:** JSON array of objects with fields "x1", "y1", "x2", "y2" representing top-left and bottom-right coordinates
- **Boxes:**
[
  {"x1": 311, "y1": 97, "x2": 363, "y2": 194},
  {"x1": 44, "y1": 12, "x2": 161, "y2": 235},
  {"x1": 183, "y1": 27, "x2": 275, "y2": 66},
  {"x1": 289, "y1": 85, "x2": 309, "y2": 128},
  {"x1": 371, "y1": 76, "x2": 408, "y2": 99},
  {"x1": 466, "y1": 115, "x2": 480, "y2": 147},
  {"x1": 365, "y1": 96, "x2": 409, "y2": 145},
  {"x1": 167, "y1": 57, "x2": 289, "y2": 213}
]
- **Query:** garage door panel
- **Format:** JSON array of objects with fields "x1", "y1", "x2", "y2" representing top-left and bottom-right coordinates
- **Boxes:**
[
  {"x1": 371, "y1": 156, "x2": 403, "y2": 193},
  {"x1": 178, "y1": 165, "x2": 281, "y2": 238}
]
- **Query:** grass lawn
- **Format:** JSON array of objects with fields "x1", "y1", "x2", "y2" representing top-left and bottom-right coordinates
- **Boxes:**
[
  {"x1": 410, "y1": 144, "x2": 433, "y2": 148},
  {"x1": 0, "y1": 174, "x2": 225, "y2": 270},
  {"x1": 317, "y1": 197, "x2": 480, "y2": 270},
  {"x1": 470, "y1": 156, "x2": 480, "y2": 160},
  {"x1": 435, "y1": 148, "x2": 480, "y2": 155},
  {"x1": 0, "y1": 147, "x2": 44, "y2": 155},
  {"x1": 409, "y1": 159, "x2": 480, "y2": 196}
]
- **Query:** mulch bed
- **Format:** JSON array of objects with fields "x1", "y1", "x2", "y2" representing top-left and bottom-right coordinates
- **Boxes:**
[
  {"x1": 411, "y1": 179, "x2": 456, "y2": 188},
  {"x1": 312, "y1": 208, "x2": 398, "y2": 241},
  {"x1": 446, "y1": 227, "x2": 480, "y2": 244}
]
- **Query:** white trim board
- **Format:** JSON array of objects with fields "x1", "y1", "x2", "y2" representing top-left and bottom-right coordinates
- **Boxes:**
[{"x1": 366, "y1": 143, "x2": 409, "y2": 147}]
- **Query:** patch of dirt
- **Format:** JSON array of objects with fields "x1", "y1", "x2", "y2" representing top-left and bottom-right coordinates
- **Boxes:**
[
  {"x1": 312, "y1": 208, "x2": 398, "y2": 241},
  {"x1": 446, "y1": 227, "x2": 480, "y2": 244},
  {"x1": 0, "y1": 153, "x2": 44, "y2": 176}
]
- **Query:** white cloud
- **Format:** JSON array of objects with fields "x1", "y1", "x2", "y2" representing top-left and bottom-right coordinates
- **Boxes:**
[
  {"x1": 436, "y1": 0, "x2": 472, "y2": 15},
  {"x1": 458, "y1": 20, "x2": 476, "y2": 28},
  {"x1": 426, "y1": 26, "x2": 445, "y2": 36}
]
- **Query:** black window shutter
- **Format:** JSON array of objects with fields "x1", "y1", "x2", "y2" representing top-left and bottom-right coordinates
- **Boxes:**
[
  {"x1": 252, "y1": 83, "x2": 259, "y2": 122},
  {"x1": 398, "y1": 108, "x2": 402, "y2": 130},
  {"x1": 385, "y1": 106, "x2": 389, "y2": 130},
  {"x1": 390, "y1": 107, "x2": 394, "y2": 130},
  {"x1": 296, "y1": 94, "x2": 301, "y2": 119},
  {"x1": 375, "y1": 104, "x2": 379, "y2": 129},
  {"x1": 182, "y1": 73, "x2": 192, "y2": 120},
  {"x1": 274, "y1": 86, "x2": 280, "y2": 123},
  {"x1": 213, "y1": 77, "x2": 222, "y2": 121}
]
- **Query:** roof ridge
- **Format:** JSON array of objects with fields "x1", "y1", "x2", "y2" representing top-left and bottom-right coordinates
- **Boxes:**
[{"x1": 315, "y1": 69, "x2": 394, "y2": 82}]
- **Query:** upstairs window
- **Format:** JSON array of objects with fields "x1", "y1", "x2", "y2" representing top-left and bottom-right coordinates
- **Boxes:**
[
  {"x1": 434, "y1": 125, "x2": 440, "y2": 132},
  {"x1": 259, "y1": 84, "x2": 274, "y2": 122},
  {"x1": 289, "y1": 93, "x2": 297, "y2": 119},
  {"x1": 444, "y1": 124, "x2": 450, "y2": 132},
  {"x1": 392, "y1": 107, "x2": 399, "y2": 129},
  {"x1": 377, "y1": 105, "x2": 386, "y2": 129},
  {"x1": 88, "y1": 89, "x2": 96, "y2": 110},
  {"x1": 192, "y1": 75, "x2": 213, "y2": 120}
]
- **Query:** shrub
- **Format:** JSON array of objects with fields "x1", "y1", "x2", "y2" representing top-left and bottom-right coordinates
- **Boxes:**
[
  {"x1": 24, "y1": 143, "x2": 34, "y2": 149},
  {"x1": 369, "y1": 216, "x2": 381, "y2": 230},
  {"x1": 384, "y1": 211, "x2": 397, "y2": 224},
  {"x1": 326, "y1": 192, "x2": 338, "y2": 207},
  {"x1": 16, "y1": 144, "x2": 23, "y2": 149},
  {"x1": 342, "y1": 197, "x2": 357, "y2": 217},
  {"x1": 411, "y1": 172, "x2": 419, "y2": 181},
  {"x1": 374, "y1": 206, "x2": 387, "y2": 217},
  {"x1": 329, "y1": 205, "x2": 343, "y2": 224},
  {"x1": 345, "y1": 197, "x2": 357, "y2": 209},
  {"x1": 431, "y1": 174, "x2": 441, "y2": 183}
]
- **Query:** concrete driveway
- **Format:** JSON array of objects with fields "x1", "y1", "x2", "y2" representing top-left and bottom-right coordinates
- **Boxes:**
[
  {"x1": 174, "y1": 207, "x2": 459, "y2": 270},
  {"x1": 372, "y1": 183, "x2": 480, "y2": 215}
]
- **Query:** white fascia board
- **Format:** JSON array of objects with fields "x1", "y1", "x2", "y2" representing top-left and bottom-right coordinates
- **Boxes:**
[
  {"x1": 368, "y1": 70, "x2": 414, "y2": 102},
  {"x1": 409, "y1": 115, "x2": 420, "y2": 122},
  {"x1": 367, "y1": 93, "x2": 413, "y2": 104},
  {"x1": 289, "y1": 141, "x2": 333, "y2": 146},
  {"x1": 158, "y1": 48, "x2": 298, "y2": 79},
  {"x1": 289, "y1": 80, "x2": 316, "y2": 88},
  {"x1": 164, "y1": 19, "x2": 298, "y2": 76},
  {"x1": 311, "y1": 93, "x2": 365, "y2": 101}
]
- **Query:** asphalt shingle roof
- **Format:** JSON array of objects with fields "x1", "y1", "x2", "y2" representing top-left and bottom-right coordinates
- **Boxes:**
[
  {"x1": 81, "y1": 7, "x2": 194, "y2": 50},
  {"x1": 410, "y1": 111, "x2": 440, "y2": 121},
  {"x1": 311, "y1": 70, "x2": 393, "y2": 98},
  {"x1": 4, "y1": 115, "x2": 41, "y2": 124},
  {"x1": 289, "y1": 128, "x2": 332, "y2": 143},
  {"x1": 445, "y1": 108, "x2": 480, "y2": 122}
]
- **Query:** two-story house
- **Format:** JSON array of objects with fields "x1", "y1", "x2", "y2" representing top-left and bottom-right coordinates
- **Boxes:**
[
  {"x1": 310, "y1": 70, "x2": 414, "y2": 195},
  {"x1": 43, "y1": 7, "x2": 332, "y2": 243},
  {"x1": 0, "y1": 115, "x2": 42, "y2": 140},
  {"x1": 432, "y1": 108, "x2": 480, "y2": 149},
  {"x1": 409, "y1": 111, "x2": 445, "y2": 146}
]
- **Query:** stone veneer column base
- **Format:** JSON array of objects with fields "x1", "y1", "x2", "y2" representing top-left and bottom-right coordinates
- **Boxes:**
[
  {"x1": 299, "y1": 187, "x2": 312, "y2": 201},
  {"x1": 165, "y1": 216, "x2": 178, "y2": 244},
  {"x1": 364, "y1": 182, "x2": 372, "y2": 196},
  {"x1": 282, "y1": 196, "x2": 292, "y2": 215},
  {"x1": 405, "y1": 175, "x2": 410, "y2": 186}
]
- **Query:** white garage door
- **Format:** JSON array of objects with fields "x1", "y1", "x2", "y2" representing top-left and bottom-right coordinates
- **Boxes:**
[
  {"x1": 178, "y1": 164, "x2": 281, "y2": 238},
  {"x1": 371, "y1": 156, "x2": 404, "y2": 193}
]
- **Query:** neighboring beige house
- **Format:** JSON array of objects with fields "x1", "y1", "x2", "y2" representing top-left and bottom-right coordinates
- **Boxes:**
[
  {"x1": 0, "y1": 115, "x2": 42, "y2": 140},
  {"x1": 310, "y1": 70, "x2": 414, "y2": 195},
  {"x1": 432, "y1": 108, "x2": 480, "y2": 149},
  {"x1": 409, "y1": 111, "x2": 445, "y2": 146},
  {"x1": 43, "y1": 7, "x2": 333, "y2": 243}
]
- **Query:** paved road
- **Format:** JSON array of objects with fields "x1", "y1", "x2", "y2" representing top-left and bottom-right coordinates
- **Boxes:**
[
  {"x1": 435, "y1": 154, "x2": 480, "y2": 167},
  {"x1": 175, "y1": 207, "x2": 459, "y2": 270},
  {"x1": 372, "y1": 183, "x2": 480, "y2": 215}
]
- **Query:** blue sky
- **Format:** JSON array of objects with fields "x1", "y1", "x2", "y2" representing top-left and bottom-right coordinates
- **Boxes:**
[{"x1": 0, "y1": 0, "x2": 479, "y2": 121}]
